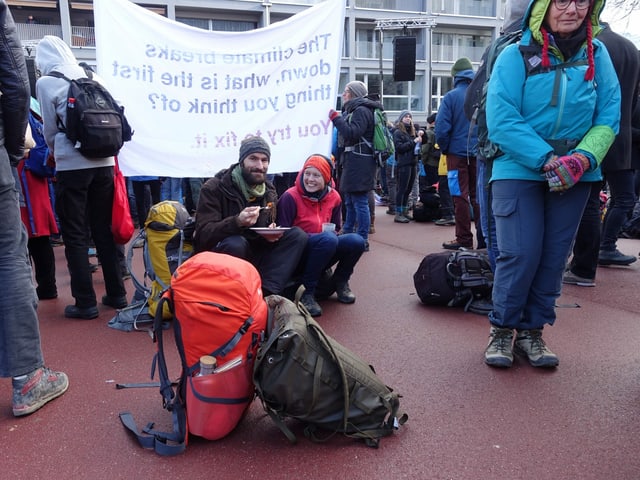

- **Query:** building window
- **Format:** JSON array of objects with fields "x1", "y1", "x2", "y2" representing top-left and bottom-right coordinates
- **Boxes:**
[
  {"x1": 335, "y1": 72, "x2": 424, "y2": 113},
  {"x1": 432, "y1": 0, "x2": 495, "y2": 17},
  {"x1": 432, "y1": 31, "x2": 490, "y2": 63},
  {"x1": 354, "y1": 0, "x2": 424, "y2": 12},
  {"x1": 176, "y1": 17, "x2": 256, "y2": 32},
  {"x1": 356, "y1": 25, "x2": 424, "y2": 60}
]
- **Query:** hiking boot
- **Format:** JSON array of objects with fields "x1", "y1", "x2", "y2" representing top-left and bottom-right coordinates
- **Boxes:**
[
  {"x1": 335, "y1": 282, "x2": 356, "y2": 304},
  {"x1": 514, "y1": 329, "x2": 559, "y2": 368},
  {"x1": 442, "y1": 239, "x2": 471, "y2": 250},
  {"x1": 562, "y1": 270, "x2": 595, "y2": 287},
  {"x1": 12, "y1": 367, "x2": 69, "y2": 417},
  {"x1": 484, "y1": 327, "x2": 514, "y2": 368},
  {"x1": 64, "y1": 305, "x2": 99, "y2": 319},
  {"x1": 102, "y1": 294, "x2": 128, "y2": 309},
  {"x1": 435, "y1": 217, "x2": 455, "y2": 226},
  {"x1": 598, "y1": 249, "x2": 637, "y2": 266},
  {"x1": 394, "y1": 213, "x2": 410, "y2": 223},
  {"x1": 300, "y1": 293, "x2": 322, "y2": 317}
]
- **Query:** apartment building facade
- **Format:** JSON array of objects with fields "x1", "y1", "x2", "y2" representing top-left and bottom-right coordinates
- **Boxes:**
[{"x1": 10, "y1": 0, "x2": 506, "y2": 120}]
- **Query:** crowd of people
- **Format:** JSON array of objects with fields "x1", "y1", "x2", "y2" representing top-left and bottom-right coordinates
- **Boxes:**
[{"x1": 2, "y1": 0, "x2": 639, "y2": 421}]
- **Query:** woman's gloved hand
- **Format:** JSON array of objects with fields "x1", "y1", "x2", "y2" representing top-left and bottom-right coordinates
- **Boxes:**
[{"x1": 543, "y1": 152, "x2": 590, "y2": 192}]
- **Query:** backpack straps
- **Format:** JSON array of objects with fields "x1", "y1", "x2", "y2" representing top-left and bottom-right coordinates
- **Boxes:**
[{"x1": 119, "y1": 294, "x2": 188, "y2": 456}]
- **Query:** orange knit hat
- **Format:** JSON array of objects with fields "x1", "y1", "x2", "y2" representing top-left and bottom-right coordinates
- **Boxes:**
[{"x1": 303, "y1": 154, "x2": 332, "y2": 185}]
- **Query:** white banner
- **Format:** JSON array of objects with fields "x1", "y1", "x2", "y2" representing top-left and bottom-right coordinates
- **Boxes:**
[{"x1": 93, "y1": 0, "x2": 345, "y2": 176}]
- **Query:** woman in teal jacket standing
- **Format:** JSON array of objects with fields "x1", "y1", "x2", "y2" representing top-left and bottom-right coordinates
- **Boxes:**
[{"x1": 483, "y1": 0, "x2": 620, "y2": 368}]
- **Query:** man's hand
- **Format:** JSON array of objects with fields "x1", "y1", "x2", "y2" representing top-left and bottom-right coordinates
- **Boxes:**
[
  {"x1": 236, "y1": 206, "x2": 260, "y2": 227},
  {"x1": 329, "y1": 109, "x2": 340, "y2": 121}
]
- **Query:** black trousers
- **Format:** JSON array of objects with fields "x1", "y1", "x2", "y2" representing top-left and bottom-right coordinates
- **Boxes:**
[
  {"x1": 27, "y1": 235, "x2": 56, "y2": 298},
  {"x1": 214, "y1": 227, "x2": 308, "y2": 295}
]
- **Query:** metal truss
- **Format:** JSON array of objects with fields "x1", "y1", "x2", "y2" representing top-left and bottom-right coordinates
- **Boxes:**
[{"x1": 374, "y1": 16, "x2": 438, "y2": 31}]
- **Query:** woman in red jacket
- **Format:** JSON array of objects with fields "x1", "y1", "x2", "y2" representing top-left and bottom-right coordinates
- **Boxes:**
[{"x1": 277, "y1": 154, "x2": 365, "y2": 317}]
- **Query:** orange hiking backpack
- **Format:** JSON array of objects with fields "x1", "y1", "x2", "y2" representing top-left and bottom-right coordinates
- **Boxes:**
[{"x1": 120, "y1": 251, "x2": 268, "y2": 455}]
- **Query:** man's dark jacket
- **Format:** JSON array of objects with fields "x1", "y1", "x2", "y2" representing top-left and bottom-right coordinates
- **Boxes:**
[
  {"x1": 0, "y1": 1, "x2": 30, "y2": 165},
  {"x1": 331, "y1": 96, "x2": 380, "y2": 193},
  {"x1": 597, "y1": 25, "x2": 640, "y2": 173},
  {"x1": 193, "y1": 164, "x2": 278, "y2": 252}
]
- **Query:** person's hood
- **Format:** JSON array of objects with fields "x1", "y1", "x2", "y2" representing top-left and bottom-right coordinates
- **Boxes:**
[
  {"x1": 453, "y1": 69, "x2": 475, "y2": 85},
  {"x1": 523, "y1": 0, "x2": 606, "y2": 44},
  {"x1": 35, "y1": 35, "x2": 78, "y2": 75},
  {"x1": 503, "y1": 0, "x2": 528, "y2": 33}
]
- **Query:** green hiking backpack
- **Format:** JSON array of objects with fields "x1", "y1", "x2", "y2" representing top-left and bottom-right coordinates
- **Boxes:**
[
  {"x1": 253, "y1": 293, "x2": 408, "y2": 447},
  {"x1": 358, "y1": 107, "x2": 395, "y2": 167}
]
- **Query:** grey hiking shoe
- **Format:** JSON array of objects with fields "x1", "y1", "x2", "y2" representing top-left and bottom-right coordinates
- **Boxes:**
[
  {"x1": 484, "y1": 327, "x2": 514, "y2": 368},
  {"x1": 12, "y1": 367, "x2": 69, "y2": 417},
  {"x1": 514, "y1": 329, "x2": 559, "y2": 368}
]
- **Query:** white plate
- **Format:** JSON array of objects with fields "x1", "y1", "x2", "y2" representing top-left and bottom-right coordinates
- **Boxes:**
[{"x1": 249, "y1": 227, "x2": 290, "y2": 238}]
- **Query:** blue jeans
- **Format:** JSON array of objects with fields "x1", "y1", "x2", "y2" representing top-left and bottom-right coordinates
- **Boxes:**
[
  {"x1": 489, "y1": 180, "x2": 589, "y2": 330},
  {"x1": 477, "y1": 157, "x2": 498, "y2": 270},
  {"x1": 601, "y1": 170, "x2": 636, "y2": 252},
  {"x1": 299, "y1": 232, "x2": 365, "y2": 294},
  {"x1": 160, "y1": 177, "x2": 183, "y2": 202},
  {"x1": 0, "y1": 151, "x2": 43, "y2": 377},
  {"x1": 342, "y1": 192, "x2": 370, "y2": 241}
]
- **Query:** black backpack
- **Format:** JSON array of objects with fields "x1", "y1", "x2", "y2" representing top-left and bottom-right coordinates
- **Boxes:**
[
  {"x1": 48, "y1": 69, "x2": 133, "y2": 158},
  {"x1": 413, "y1": 250, "x2": 493, "y2": 315}
]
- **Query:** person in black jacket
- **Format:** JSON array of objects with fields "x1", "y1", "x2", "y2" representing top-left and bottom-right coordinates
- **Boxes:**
[
  {"x1": 392, "y1": 110, "x2": 420, "y2": 223},
  {"x1": 564, "y1": 24, "x2": 640, "y2": 287},
  {"x1": 329, "y1": 81, "x2": 380, "y2": 250},
  {"x1": 0, "y1": 0, "x2": 68, "y2": 416}
]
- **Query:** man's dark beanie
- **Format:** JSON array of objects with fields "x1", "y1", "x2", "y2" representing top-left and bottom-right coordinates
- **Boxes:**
[{"x1": 239, "y1": 135, "x2": 271, "y2": 163}]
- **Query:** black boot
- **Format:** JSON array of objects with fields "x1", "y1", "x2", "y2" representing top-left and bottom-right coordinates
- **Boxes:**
[{"x1": 335, "y1": 282, "x2": 356, "y2": 304}]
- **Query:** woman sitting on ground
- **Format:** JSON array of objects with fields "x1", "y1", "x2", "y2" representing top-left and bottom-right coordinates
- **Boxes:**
[{"x1": 276, "y1": 154, "x2": 366, "y2": 317}]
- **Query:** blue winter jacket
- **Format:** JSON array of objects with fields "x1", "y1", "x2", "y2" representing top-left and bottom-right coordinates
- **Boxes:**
[
  {"x1": 435, "y1": 69, "x2": 478, "y2": 158},
  {"x1": 486, "y1": 0, "x2": 620, "y2": 183}
]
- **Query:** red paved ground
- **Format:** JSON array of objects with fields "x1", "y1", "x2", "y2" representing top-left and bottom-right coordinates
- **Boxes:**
[{"x1": 2, "y1": 204, "x2": 639, "y2": 479}]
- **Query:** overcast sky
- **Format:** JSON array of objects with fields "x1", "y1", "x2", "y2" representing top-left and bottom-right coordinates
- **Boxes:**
[{"x1": 601, "y1": 3, "x2": 640, "y2": 44}]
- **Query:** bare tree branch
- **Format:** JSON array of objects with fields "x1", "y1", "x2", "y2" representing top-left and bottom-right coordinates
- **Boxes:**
[{"x1": 607, "y1": 0, "x2": 640, "y2": 16}]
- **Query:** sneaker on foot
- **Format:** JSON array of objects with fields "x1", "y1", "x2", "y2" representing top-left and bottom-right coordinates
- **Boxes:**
[
  {"x1": 598, "y1": 249, "x2": 637, "y2": 266},
  {"x1": 394, "y1": 213, "x2": 410, "y2": 223},
  {"x1": 514, "y1": 329, "x2": 559, "y2": 368},
  {"x1": 484, "y1": 327, "x2": 514, "y2": 368},
  {"x1": 300, "y1": 293, "x2": 322, "y2": 317},
  {"x1": 442, "y1": 239, "x2": 471, "y2": 250},
  {"x1": 435, "y1": 217, "x2": 455, "y2": 226},
  {"x1": 12, "y1": 367, "x2": 69, "y2": 417},
  {"x1": 562, "y1": 270, "x2": 595, "y2": 287}
]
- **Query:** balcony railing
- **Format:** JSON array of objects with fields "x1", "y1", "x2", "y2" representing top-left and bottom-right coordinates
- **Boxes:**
[{"x1": 15, "y1": 23, "x2": 96, "y2": 49}]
